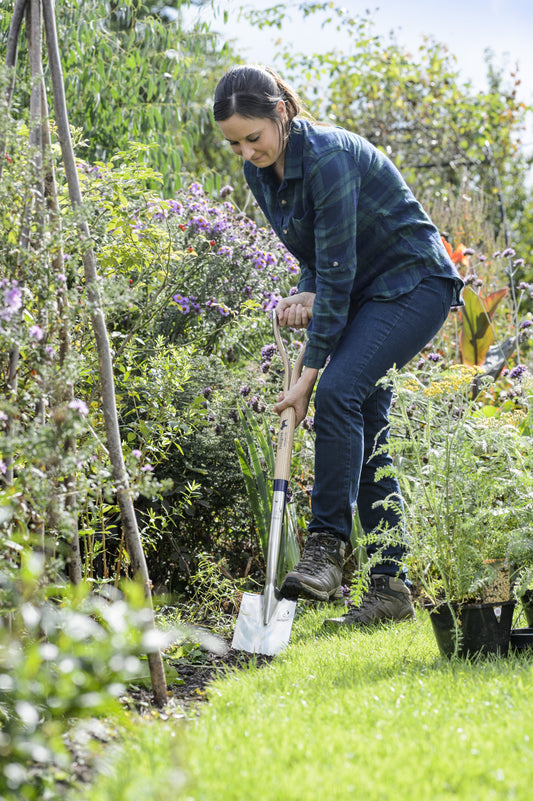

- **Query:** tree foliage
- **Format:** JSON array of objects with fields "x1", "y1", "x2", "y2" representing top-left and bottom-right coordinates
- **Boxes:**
[{"x1": 251, "y1": 2, "x2": 532, "y2": 261}]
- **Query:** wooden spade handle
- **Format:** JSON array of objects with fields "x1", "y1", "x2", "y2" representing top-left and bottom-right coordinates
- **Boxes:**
[{"x1": 272, "y1": 314, "x2": 306, "y2": 485}]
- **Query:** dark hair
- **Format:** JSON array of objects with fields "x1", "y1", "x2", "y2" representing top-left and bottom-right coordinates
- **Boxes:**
[{"x1": 213, "y1": 64, "x2": 301, "y2": 131}]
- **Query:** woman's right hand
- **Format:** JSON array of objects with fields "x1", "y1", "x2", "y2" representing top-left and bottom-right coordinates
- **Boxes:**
[{"x1": 276, "y1": 292, "x2": 315, "y2": 329}]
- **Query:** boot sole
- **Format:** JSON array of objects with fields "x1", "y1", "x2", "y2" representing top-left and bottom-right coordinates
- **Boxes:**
[
  {"x1": 281, "y1": 577, "x2": 343, "y2": 603},
  {"x1": 324, "y1": 609, "x2": 416, "y2": 629}
]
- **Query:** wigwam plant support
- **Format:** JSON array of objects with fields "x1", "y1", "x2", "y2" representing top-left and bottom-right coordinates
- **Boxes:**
[{"x1": 3, "y1": 0, "x2": 167, "y2": 704}]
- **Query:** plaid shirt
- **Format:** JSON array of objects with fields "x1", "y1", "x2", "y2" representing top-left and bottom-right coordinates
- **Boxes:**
[{"x1": 244, "y1": 119, "x2": 463, "y2": 368}]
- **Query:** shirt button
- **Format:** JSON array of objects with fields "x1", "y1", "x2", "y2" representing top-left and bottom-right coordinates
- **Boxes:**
[
  {"x1": 281, "y1": 199, "x2": 287, "y2": 205},
  {"x1": 333, "y1": 261, "x2": 339, "y2": 266},
  {"x1": 283, "y1": 228, "x2": 288, "y2": 234}
]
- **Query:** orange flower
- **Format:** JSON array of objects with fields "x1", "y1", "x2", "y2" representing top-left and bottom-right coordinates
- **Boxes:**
[{"x1": 441, "y1": 236, "x2": 469, "y2": 267}]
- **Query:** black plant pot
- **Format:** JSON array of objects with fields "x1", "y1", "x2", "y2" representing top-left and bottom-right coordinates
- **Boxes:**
[
  {"x1": 520, "y1": 590, "x2": 533, "y2": 627},
  {"x1": 510, "y1": 628, "x2": 533, "y2": 652},
  {"x1": 428, "y1": 600, "x2": 516, "y2": 658}
]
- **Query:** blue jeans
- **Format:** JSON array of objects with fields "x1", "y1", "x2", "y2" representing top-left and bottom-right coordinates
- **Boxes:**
[{"x1": 308, "y1": 276, "x2": 454, "y2": 577}]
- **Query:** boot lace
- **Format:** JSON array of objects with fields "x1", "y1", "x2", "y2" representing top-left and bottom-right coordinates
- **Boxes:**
[
  {"x1": 295, "y1": 533, "x2": 339, "y2": 577},
  {"x1": 346, "y1": 576, "x2": 387, "y2": 617}
]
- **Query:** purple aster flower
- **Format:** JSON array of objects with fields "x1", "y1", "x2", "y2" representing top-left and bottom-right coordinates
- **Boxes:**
[
  {"x1": 427, "y1": 352, "x2": 443, "y2": 363},
  {"x1": 172, "y1": 294, "x2": 191, "y2": 314},
  {"x1": 168, "y1": 199, "x2": 183, "y2": 215},
  {"x1": 188, "y1": 182, "x2": 203, "y2": 197}
]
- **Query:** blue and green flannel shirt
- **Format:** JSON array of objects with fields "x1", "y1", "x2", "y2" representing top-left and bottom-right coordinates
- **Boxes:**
[{"x1": 244, "y1": 118, "x2": 464, "y2": 368}]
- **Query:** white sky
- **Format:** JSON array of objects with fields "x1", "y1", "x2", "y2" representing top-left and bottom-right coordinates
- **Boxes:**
[
  {"x1": 207, "y1": 0, "x2": 533, "y2": 102},
  {"x1": 197, "y1": 0, "x2": 533, "y2": 161}
]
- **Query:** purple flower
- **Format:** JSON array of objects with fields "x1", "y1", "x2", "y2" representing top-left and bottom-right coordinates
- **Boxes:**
[
  {"x1": 427, "y1": 352, "x2": 443, "y2": 363},
  {"x1": 202, "y1": 387, "x2": 213, "y2": 399},
  {"x1": 239, "y1": 384, "x2": 251, "y2": 397},
  {"x1": 217, "y1": 245, "x2": 233, "y2": 259},
  {"x1": 141, "y1": 464, "x2": 154, "y2": 472},
  {"x1": 168, "y1": 199, "x2": 183, "y2": 215},
  {"x1": 0, "y1": 460, "x2": 6, "y2": 475},
  {"x1": 29, "y1": 325, "x2": 44, "y2": 341},
  {"x1": 188, "y1": 182, "x2": 203, "y2": 197},
  {"x1": 206, "y1": 298, "x2": 231, "y2": 317},
  {"x1": 190, "y1": 215, "x2": 210, "y2": 232},
  {"x1": 261, "y1": 343, "x2": 276, "y2": 361},
  {"x1": 68, "y1": 398, "x2": 89, "y2": 416},
  {"x1": 249, "y1": 395, "x2": 266, "y2": 413},
  {"x1": 519, "y1": 320, "x2": 532, "y2": 329},
  {"x1": 1, "y1": 281, "x2": 22, "y2": 321},
  {"x1": 502, "y1": 248, "x2": 516, "y2": 258},
  {"x1": 219, "y1": 185, "x2": 234, "y2": 198},
  {"x1": 172, "y1": 294, "x2": 192, "y2": 314},
  {"x1": 510, "y1": 364, "x2": 527, "y2": 380},
  {"x1": 132, "y1": 449, "x2": 142, "y2": 458}
]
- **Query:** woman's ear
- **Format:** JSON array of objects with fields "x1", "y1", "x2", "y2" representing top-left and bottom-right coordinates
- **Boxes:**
[{"x1": 276, "y1": 99, "x2": 287, "y2": 119}]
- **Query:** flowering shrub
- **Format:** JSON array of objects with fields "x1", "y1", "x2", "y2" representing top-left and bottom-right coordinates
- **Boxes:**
[{"x1": 78, "y1": 155, "x2": 300, "y2": 362}]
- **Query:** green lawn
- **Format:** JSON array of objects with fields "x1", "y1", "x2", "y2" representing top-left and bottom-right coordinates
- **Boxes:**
[{"x1": 87, "y1": 605, "x2": 533, "y2": 801}]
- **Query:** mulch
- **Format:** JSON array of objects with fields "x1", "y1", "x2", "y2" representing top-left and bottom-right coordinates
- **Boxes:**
[{"x1": 123, "y1": 642, "x2": 274, "y2": 716}]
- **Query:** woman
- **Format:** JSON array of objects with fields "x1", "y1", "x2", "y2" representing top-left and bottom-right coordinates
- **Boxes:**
[{"x1": 213, "y1": 64, "x2": 463, "y2": 627}]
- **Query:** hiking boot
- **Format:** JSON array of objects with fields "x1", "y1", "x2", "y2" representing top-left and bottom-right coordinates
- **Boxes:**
[
  {"x1": 280, "y1": 532, "x2": 345, "y2": 602},
  {"x1": 323, "y1": 574, "x2": 415, "y2": 629}
]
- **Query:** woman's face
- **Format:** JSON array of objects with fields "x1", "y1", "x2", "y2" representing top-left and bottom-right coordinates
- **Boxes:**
[{"x1": 217, "y1": 106, "x2": 286, "y2": 169}]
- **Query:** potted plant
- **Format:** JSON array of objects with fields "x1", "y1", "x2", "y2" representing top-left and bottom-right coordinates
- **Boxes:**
[{"x1": 372, "y1": 363, "x2": 533, "y2": 657}]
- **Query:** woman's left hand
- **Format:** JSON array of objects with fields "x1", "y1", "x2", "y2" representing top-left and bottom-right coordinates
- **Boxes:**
[{"x1": 273, "y1": 368, "x2": 319, "y2": 426}]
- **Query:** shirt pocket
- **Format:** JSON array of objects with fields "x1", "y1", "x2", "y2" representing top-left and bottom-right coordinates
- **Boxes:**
[{"x1": 283, "y1": 209, "x2": 315, "y2": 259}]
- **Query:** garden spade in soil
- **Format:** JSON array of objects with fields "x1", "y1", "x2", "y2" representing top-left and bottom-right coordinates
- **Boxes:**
[{"x1": 232, "y1": 316, "x2": 305, "y2": 656}]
